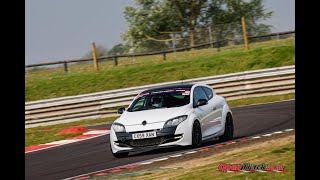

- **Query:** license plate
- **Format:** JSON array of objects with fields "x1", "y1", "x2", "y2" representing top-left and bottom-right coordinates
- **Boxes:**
[{"x1": 132, "y1": 131, "x2": 156, "y2": 140}]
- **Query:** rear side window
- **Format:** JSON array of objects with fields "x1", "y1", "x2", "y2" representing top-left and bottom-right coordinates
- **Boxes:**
[{"x1": 202, "y1": 87, "x2": 214, "y2": 100}]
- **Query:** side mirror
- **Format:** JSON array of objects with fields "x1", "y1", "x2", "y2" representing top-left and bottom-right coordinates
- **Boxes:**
[
  {"x1": 117, "y1": 107, "x2": 125, "y2": 114},
  {"x1": 194, "y1": 99, "x2": 208, "y2": 108}
]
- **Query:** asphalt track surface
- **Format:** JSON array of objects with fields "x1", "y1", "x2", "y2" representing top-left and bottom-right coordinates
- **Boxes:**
[{"x1": 25, "y1": 100, "x2": 295, "y2": 180}]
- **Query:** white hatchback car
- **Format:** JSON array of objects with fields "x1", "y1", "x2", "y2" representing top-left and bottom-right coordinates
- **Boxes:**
[{"x1": 110, "y1": 84, "x2": 234, "y2": 158}]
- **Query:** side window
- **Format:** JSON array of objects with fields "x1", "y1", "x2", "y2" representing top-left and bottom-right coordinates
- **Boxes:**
[
  {"x1": 193, "y1": 87, "x2": 209, "y2": 105},
  {"x1": 202, "y1": 87, "x2": 214, "y2": 100}
]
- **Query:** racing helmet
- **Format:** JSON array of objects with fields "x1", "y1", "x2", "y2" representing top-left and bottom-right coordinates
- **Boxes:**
[{"x1": 150, "y1": 95, "x2": 163, "y2": 108}]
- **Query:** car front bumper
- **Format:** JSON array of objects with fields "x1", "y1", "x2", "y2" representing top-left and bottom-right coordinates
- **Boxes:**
[{"x1": 110, "y1": 120, "x2": 192, "y2": 153}]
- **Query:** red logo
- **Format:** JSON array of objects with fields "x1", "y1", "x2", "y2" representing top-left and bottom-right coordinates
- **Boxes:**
[{"x1": 218, "y1": 163, "x2": 287, "y2": 172}]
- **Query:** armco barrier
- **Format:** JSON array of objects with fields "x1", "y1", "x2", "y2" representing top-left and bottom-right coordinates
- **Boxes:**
[{"x1": 25, "y1": 65, "x2": 295, "y2": 128}]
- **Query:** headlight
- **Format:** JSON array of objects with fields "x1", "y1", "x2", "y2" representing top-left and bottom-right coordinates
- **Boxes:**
[
  {"x1": 112, "y1": 122, "x2": 126, "y2": 132},
  {"x1": 163, "y1": 115, "x2": 188, "y2": 128}
]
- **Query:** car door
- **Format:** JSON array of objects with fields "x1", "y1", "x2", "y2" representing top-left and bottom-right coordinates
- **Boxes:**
[
  {"x1": 202, "y1": 87, "x2": 223, "y2": 136},
  {"x1": 192, "y1": 86, "x2": 212, "y2": 138}
]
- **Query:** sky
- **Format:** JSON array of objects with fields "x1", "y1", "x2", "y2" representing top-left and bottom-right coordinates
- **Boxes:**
[{"x1": 25, "y1": 0, "x2": 295, "y2": 65}]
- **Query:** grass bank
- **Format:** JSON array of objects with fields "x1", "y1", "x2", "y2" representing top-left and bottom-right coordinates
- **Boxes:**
[{"x1": 26, "y1": 39, "x2": 294, "y2": 101}]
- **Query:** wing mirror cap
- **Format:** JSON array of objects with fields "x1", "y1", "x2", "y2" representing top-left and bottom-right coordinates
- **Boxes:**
[
  {"x1": 194, "y1": 99, "x2": 208, "y2": 108},
  {"x1": 117, "y1": 107, "x2": 125, "y2": 114}
]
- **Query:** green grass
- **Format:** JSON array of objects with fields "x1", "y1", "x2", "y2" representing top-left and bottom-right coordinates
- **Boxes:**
[
  {"x1": 108, "y1": 134, "x2": 294, "y2": 180},
  {"x1": 26, "y1": 39, "x2": 295, "y2": 101},
  {"x1": 228, "y1": 93, "x2": 295, "y2": 107},
  {"x1": 169, "y1": 138, "x2": 294, "y2": 180},
  {"x1": 175, "y1": 141, "x2": 295, "y2": 179},
  {"x1": 25, "y1": 117, "x2": 116, "y2": 147},
  {"x1": 25, "y1": 93, "x2": 294, "y2": 147},
  {"x1": 271, "y1": 147, "x2": 294, "y2": 154},
  {"x1": 25, "y1": 131, "x2": 82, "y2": 148}
]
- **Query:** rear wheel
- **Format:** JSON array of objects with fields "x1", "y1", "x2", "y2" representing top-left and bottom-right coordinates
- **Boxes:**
[
  {"x1": 220, "y1": 113, "x2": 234, "y2": 141},
  {"x1": 192, "y1": 121, "x2": 202, "y2": 147}
]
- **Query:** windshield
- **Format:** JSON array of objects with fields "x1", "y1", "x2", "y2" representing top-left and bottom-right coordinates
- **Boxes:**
[{"x1": 128, "y1": 88, "x2": 191, "y2": 112}]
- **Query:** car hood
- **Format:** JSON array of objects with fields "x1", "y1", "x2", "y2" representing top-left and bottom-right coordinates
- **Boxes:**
[{"x1": 116, "y1": 105, "x2": 191, "y2": 126}]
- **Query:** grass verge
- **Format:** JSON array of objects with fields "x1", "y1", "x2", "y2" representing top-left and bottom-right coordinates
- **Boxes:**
[
  {"x1": 228, "y1": 93, "x2": 295, "y2": 107},
  {"x1": 26, "y1": 39, "x2": 294, "y2": 101},
  {"x1": 102, "y1": 132, "x2": 295, "y2": 180},
  {"x1": 25, "y1": 117, "x2": 116, "y2": 147},
  {"x1": 25, "y1": 93, "x2": 294, "y2": 147}
]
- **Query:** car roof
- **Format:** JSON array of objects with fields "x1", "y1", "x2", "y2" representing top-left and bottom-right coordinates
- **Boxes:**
[{"x1": 141, "y1": 84, "x2": 195, "y2": 93}]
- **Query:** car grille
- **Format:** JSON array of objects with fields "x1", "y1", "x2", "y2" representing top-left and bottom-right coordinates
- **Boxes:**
[
  {"x1": 128, "y1": 137, "x2": 164, "y2": 147},
  {"x1": 116, "y1": 134, "x2": 182, "y2": 148}
]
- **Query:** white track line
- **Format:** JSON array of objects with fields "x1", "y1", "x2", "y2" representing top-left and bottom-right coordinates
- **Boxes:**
[
  {"x1": 83, "y1": 130, "x2": 110, "y2": 135},
  {"x1": 272, "y1": 131, "x2": 283, "y2": 134},
  {"x1": 139, "y1": 161, "x2": 153, "y2": 165},
  {"x1": 169, "y1": 154, "x2": 183, "y2": 158},
  {"x1": 45, "y1": 139, "x2": 79, "y2": 145},
  {"x1": 184, "y1": 151, "x2": 197, "y2": 154},
  {"x1": 252, "y1": 136, "x2": 261, "y2": 139},
  {"x1": 153, "y1": 157, "x2": 169, "y2": 162}
]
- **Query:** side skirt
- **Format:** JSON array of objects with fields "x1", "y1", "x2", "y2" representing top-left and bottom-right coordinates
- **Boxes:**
[{"x1": 202, "y1": 129, "x2": 224, "y2": 142}]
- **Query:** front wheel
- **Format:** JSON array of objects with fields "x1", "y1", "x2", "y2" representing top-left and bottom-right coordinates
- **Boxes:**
[
  {"x1": 219, "y1": 113, "x2": 234, "y2": 141},
  {"x1": 192, "y1": 121, "x2": 202, "y2": 147}
]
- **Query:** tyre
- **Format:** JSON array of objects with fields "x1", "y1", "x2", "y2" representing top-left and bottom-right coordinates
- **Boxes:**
[
  {"x1": 220, "y1": 113, "x2": 234, "y2": 141},
  {"x1": 192, "y1": 120, "x2": 202, "y2": 147}
]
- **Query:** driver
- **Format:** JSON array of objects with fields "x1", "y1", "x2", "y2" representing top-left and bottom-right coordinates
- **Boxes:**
[{"x1": 150, "y1": 95, "x2": 163, "y2": 108}]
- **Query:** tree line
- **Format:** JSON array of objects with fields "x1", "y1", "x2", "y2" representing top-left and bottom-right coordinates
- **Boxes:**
[{"x1": 84, "y1": 0, "x2": 272, "y2": 57}]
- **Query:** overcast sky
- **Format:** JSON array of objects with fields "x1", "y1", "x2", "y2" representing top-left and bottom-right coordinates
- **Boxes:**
[{"x1": 25, "y1": 0, "x2": 295, "y2": 64}]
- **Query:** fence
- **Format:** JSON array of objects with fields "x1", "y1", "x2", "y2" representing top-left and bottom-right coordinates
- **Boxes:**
[
  {"x1": 25, "y1": 65, "x2": 295, "y2": 128},
  {"x1": 25, "y1": 30, "x2": 295, "y2": 73}
]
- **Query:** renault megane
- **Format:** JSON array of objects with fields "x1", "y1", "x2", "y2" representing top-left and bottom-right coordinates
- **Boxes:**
[{"x1": 110, "y1": 84, "x2": 234, "y2": 158}]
